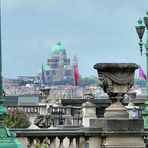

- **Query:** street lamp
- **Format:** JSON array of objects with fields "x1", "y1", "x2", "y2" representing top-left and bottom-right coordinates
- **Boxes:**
[
  {"x1": 135, "y1": 18, "x2": 145, "y2": 56},
  {"x1": 136, "y1": 12, "x2": 148, "y2": 94},
  {"x1": 0, "y1": 1, "x2": 21, "y2": 147},
  {"x1": 135, "y1": 11, "x2": 148, "y2": 129}
]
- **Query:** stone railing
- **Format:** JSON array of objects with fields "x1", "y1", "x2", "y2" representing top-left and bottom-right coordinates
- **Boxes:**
[
  {"x1": 11, "y1": 128, "x2": 83, "y2": 148},
  {"x1": 10, "y1": 128, "x2": 148, "y2": 148},
  {"x1": 51, "y1": 106, "x2": 82, "y2": 126},
  {"x1": 7, "y1": 105, "x2": 40, "y2": 116},
  {"x1": 6, "y1": 105, "x2": 82, "y2": 126}
]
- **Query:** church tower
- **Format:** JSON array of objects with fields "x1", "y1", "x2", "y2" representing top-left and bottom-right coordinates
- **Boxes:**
[{"x1": 72, "y1": 53, "x2": 78, "y2": 68}]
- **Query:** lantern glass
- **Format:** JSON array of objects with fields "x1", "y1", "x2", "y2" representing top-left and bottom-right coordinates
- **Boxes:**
[{"x1": 135, "y1": 25, "x2": 145, "y2": 39}]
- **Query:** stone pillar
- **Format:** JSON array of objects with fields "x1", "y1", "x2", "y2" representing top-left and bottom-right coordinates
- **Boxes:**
[
  {"x1": 65, "y1": 106, "x2": 72, "y2": 125},
  {"x1": 82, "y1": 93, "x2": 96, "y2": 127},
  {"x1": 38, "y1": 87, "x2": 50, "y2": 115},
  {"x1": 38, "y1": 103, "x2": 47, "y2": 115}
]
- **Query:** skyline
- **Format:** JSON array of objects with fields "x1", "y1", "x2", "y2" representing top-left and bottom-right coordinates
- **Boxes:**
[{"x1": 2, "y1": 0, "x2": 148, "y2": 78}]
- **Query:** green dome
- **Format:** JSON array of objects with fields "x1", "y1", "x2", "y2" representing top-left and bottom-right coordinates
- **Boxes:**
[{"x1": 52, "y1": 42, "x2": 66, "y2": 55}]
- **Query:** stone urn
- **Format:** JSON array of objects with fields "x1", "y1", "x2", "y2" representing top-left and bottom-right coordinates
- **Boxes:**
[
  {"x1": 94, "y1": 63, "x2": 138, "y2": 118},
  {"x1": 82, "y1": 93, "x2": 96, "y2": 127},
  {"x1": 38, "y1": 87, "x2": 50, "y2": 116},
  {"x1": 40, "y1": 87, "x2": 50, "y2": 103}
]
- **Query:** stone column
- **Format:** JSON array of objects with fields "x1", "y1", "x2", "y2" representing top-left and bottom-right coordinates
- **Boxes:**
[
  {"x1": 38, "y1": 87, "x2": 50, "y2": 115},
  {"x1": 82, "y1": 93, "x2": 96, "y2": 127},
  {"x1": 65, "y1": 106, "x2": 72, "y2": 125}
]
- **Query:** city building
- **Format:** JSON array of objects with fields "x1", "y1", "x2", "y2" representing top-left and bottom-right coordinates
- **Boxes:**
[{"x1": 38, "y1": 42, "x2": 79, "y2": 84}]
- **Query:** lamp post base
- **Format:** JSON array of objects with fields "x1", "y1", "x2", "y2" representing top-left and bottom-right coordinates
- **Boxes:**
[
  {"x1": 0, "y1": 128, "x2": 21, "y2": 148},
  {"x1": 142, "y1": 101, "x2": 148, "y2": 128},
  {"x1": 0, "y1": 139, "x2": 21, "y2": 148}
]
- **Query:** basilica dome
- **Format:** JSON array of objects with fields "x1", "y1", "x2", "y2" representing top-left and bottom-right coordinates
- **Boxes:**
[{"x1": 51, "y1": 42, "x2": 66, "y2": 55}]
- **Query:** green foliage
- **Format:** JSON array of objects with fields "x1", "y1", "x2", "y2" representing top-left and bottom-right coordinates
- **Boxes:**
[
  {"x1": 43, "y1": 137, "x2": 49, "y2": 148},
  {"x1": 78, "y1": 76, "x2": 98, "y2": 86},
  {"x1": 51, "y1": 76, "x2": 98, "y2": 86},
  {"x1": 34, "y1": 137, "x2": 49, "y2": 148},
  {"x1": 51, "y1": 77, "x2": 146, "y2": 87},
  {"x1": 34, "y1": 138, "x2": 41, "y2": 148},
  {"x1": 4, "y1": 108, "x2": 31, "y2": 128}
]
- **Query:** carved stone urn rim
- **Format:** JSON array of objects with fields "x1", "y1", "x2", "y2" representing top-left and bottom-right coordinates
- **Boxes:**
[{"x1": 94, "y1": 63, "x2": 139, "y2": 71}]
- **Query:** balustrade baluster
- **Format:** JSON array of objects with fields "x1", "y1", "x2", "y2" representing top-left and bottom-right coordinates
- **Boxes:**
[
  {"x1": 58, "y1": 137, "x2": 65, "y2": 148},
  {"x1": 40, "y1": 137, "x2": 46, "y2": 148},
  {"x1": 38, "y1": 106, "x2": 40, "y2": 114},
  {"x1": 43, "y1": 137, "x2": 49, "y2": 148},
  {"x1": 68, "y1": 137, "x2": 74, "y2": 148},
  {"x1": 49, "y1": 137, "x2": 55, "y2": 148},
  {"x1": 27, "y1": 137, "x2": 34, "y2": 148},
  {"x1": 75, "y1": 137, "x2": 80, "y2": 148},
  {"x1": 28, "y1": 106, "x2": 30, "y2": 113},
  {"x1": 34, "y1": 106, "x2": 36, "y2": 114},
  {"x1": 25, "y1": 107, "x2": 27, "y2": 113},
  {"x1": 34, "y1": 137, "x2": 41, "y2": 148},
  {"x1": 82, "y1": 137, "x2": 89, "y2": 148}
]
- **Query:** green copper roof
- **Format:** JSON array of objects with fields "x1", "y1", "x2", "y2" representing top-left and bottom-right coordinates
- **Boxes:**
[{"x1": 52, "y1": 42, "x2": 66, "y2": 55}]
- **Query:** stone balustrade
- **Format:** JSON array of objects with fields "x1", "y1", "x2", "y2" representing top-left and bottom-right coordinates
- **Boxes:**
[
  {"x1": 6, "y1": 105, "x2": 40, "y2": 116},
  {"x1": 10, "y1": 128, "x2": 148, "y2": 148},
  {"x1": 11, "y1": 128, "x2": 83, "y2": 148},
  {"x1": 6, "y1": 105, "x2": 82, "y2": 126}
]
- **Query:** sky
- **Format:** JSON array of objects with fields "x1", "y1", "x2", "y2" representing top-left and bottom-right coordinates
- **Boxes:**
[{"x1": 1, "y1": 0, "x2": 148, "y2": 78}]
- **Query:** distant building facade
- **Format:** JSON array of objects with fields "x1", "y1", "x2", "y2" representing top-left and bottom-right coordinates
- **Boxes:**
[{"x1": 38, "y1": 42, "x2": 79, "y2": 83}]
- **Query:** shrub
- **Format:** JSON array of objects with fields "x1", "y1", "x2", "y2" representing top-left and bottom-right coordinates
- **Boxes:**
[{"x1": 4, "y1": 107, "x2": 31, "y2": 128}]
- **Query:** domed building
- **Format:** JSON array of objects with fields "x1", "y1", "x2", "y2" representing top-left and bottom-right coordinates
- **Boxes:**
[
  {"x1": 51, "y1": 42, "x2": 66, "y2": 55},
  {"x1": 39, "y1": 42, "x2": 78, "y2": 84}
]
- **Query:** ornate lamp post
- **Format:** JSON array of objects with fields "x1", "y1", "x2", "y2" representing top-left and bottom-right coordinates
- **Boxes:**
[
  {"x1": 135, "y1": 12, "x2": 148, "y2": 94},
  {"x1": 0, "y1": 1, "x2": 21, "y2": 147},
  {"x1": 135, "y1": 11, "x2": 148, "y2": 128}
]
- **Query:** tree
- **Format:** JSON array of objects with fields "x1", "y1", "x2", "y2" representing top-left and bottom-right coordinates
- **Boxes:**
[{"x1": 4, "y1": 108, "x2": 30, "y2": 128}]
